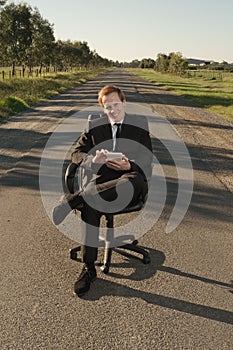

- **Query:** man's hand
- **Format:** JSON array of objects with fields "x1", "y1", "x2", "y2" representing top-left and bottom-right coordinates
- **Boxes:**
[
  {"x1": 92, "y1": 149, "x2": 108, "y2": 164},
  {"x1": 106, "y1": 154, "x2": 131, "y2": 171}
]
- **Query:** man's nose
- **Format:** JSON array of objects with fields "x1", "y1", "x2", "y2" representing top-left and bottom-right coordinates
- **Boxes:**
[{"x1": 110, "y1": 106, "x2": 115, "y2": 112}]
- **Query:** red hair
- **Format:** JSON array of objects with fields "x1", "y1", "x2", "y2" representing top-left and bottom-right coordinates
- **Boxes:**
[{"x1": 98, "y1": 85, "x2": 126, "y2": 106}]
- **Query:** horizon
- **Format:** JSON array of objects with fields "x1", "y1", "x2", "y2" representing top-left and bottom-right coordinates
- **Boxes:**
[{"x1": 11, "y1": 0, "x2": 233, "y2": 63}]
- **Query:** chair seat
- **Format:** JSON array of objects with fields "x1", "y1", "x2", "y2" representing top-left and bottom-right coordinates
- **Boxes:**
[{"x1": 104, "y1": 199, "x2": 145, "y2": 216}]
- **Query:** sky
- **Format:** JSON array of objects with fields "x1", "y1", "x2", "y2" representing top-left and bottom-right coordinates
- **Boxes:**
[{"x1": 12, "y1": 0, "x2": 233, "y2": 63}]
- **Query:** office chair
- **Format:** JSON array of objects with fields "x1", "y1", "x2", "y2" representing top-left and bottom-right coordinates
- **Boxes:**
[{"x1": 65, "y1": 115, "x2": 151, "y2": 274}]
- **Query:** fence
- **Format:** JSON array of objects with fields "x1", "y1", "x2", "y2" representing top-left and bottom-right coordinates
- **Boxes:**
[
  {"x1": 185, "y1": 70, "x2": 223, "y2": 80},
  {"x1": 0, "y1": 66, "x2": 83, "y2": 80}
]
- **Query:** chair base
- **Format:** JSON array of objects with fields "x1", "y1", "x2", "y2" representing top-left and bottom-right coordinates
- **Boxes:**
[
  {"x1": 69, "y1": 245, "x2": 81, "y2": 260},
  {"x1": 70, "y1": 241, "x2": 151, "y2": 274}
]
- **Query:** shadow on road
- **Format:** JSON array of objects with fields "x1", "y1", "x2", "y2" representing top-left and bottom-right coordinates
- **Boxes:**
[
  {"x1": 1, "y1": 133, "x2": 232, "y2": 225},
  {"x1": 78, "y1": 247, "x2": 233, "y2": 325}
]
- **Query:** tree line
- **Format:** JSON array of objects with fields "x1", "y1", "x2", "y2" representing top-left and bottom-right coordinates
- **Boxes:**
[
  {"x1": 2, "y1": 1, "x2": 227, "y2": 78},
  {"x1": 0, "y1": 1, "x2": 113, "y2": 76},
  {"x1": 123, "y1": 53, "x2": 189, "y2": 75}
]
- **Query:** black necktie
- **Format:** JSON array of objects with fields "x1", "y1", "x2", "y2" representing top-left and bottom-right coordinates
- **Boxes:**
[
  {"x1": 113, "y1": 123, "x2": 121, "y2": 150},
  {"x1": 114, "y1": 123, "x2": 121, "y2": 138}
]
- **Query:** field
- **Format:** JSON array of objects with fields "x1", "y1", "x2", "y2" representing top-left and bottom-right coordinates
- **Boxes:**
[
  {"x1": 0, "y1": 68, "x2": 109, "y2": 119},
  {"x1": 126, "y1": 68, "x2": 233, "y2": 121}
]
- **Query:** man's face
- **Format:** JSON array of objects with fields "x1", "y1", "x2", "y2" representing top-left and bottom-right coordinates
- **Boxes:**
[{"x1": 102, "y1": 92, "x2": 125, "y2": 122}]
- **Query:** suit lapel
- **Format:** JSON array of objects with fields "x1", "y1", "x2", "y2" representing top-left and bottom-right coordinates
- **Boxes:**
[
  {"x1": 101, "y1": 116, "x2": 112, "y2": 139},
  {"x1": 120, "y1": 114, "x2": 134, "y2": 139},
  {"x1": 91, "y1": 115, "x2": 112, "y2": 149}
]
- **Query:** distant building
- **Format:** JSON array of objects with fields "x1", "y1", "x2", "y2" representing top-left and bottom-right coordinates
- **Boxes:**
[{"x1": 188, "y1": 58, "x2": 213, "y2": 67}]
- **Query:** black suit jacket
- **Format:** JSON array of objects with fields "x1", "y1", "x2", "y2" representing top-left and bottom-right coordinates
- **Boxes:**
[{"x1": 71, "y1": 114, "x2": 153, "y2": 183}]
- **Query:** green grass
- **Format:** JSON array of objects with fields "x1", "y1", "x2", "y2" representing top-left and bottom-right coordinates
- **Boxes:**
[
  {"x1": 0, "y1": 96, "x2": 29, "y2": 115},
  {"x1": 0, "y1": 68, "x2": 109, "y2": 119},
  {"x1": 126, "y1": 68, "x2": 233, "y2": 121}
]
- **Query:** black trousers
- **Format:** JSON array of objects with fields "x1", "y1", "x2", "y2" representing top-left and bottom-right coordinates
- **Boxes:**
[{"x1": 73, "y1": 171, "x2": 148, "y2": 264}]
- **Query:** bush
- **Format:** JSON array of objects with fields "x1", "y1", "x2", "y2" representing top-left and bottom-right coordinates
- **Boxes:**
[{"x1": 0, "y1": 96, "x2": 29, "y2": 114}]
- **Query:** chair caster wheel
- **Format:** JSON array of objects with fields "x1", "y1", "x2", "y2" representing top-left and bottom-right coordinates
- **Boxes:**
[
  {"x1": 100, "y1": 264, "x2": 109, "y2": 274},
  {"x1": 70, "y1": 250, "x2": 77, "y2": 260},
  {"x1": 143, "y1": 256, "x2": 151, "y2": 264}
]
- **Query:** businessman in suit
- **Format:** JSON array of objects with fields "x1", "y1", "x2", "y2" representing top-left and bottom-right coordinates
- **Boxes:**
[{"x1": 53, "y1": 85, "x2": 153, "y2": 296}]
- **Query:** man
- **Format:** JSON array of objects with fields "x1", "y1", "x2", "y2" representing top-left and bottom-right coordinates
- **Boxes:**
[{"x1": 53, "y1": 85, "x2": 153, "y2": 296}]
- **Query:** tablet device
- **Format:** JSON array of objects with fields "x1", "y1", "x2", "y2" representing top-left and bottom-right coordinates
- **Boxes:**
[{"x1": 106, "y1": 152, "x2": 123, "y2": 160}]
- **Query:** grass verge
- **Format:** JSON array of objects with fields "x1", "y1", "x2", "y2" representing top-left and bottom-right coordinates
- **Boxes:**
[
  {"x1": 0, "y1": 68, "x2": 109, "y2": 120},
  {"x1": 126, "y1": 68, "x2": 233, "y2": 121}
]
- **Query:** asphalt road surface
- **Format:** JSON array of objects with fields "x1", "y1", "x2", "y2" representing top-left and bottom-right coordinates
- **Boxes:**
[{"x1": 0, "y1": 69, "x2": 232, "y2": 349}]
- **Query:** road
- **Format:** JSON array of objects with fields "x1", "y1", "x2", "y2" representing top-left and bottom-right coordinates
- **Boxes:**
[{"x1": 0, "y1": 69, "x2": 232, "y2": 349}]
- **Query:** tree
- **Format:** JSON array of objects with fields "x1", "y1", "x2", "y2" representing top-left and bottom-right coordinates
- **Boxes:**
[
  {"x1": 30, "y1": 8, "x2": 55, "y2": 73},
  {"x1": 168, "y1": 52, "x2": 188, "y2": 75},
  {"x1": 139, "y1": 58, "x2": 155, "y2": 69},
  {"x1": 0, "y1": 3, "x2": 55, "y2": 74},
  {"x1": 155, "y1": 53, "x2": 169, "y2": 73},
  {"x1": 90, "y1": 52, "x2": 113, "y2": 68},
  {"x1": 73, "y1": 41, "x2": 92, "y2": 68},
  {"x1": 0, "y1": 1, "x2": 7, "y2": 9},
  {"x1": 123, "y1": 59, "x2": 140, "y2": 68},
  {"x1": 54, "y1": 40, "x2": 81, "y2": 70},
  {"x1": 155, "y1": 52, "x2": 188, "y2": 75},
  {"x1": 54, "y1": 40, "x2": 95, "y2": 70},
  {"x1": 0, "y1": 3, "x2": 32, "y2": 75}
]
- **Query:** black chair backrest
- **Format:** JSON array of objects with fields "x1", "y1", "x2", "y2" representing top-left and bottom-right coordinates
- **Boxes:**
[
  {"x1": 65, "y1": 114, "x2": 102, "y2": 193},
  {"x1": 65, "y1": 162, "x2": 79, "y2": 194}
]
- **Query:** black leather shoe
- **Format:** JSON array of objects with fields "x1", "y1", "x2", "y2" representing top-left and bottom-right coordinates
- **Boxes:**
[{"x1": 74, "y1": 265, "x2": 97, "y2": 297}]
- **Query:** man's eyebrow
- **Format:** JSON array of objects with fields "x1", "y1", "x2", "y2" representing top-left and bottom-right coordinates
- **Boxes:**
[{"x1": 104, "y1": 102, "x2": 122, "y2": 106}]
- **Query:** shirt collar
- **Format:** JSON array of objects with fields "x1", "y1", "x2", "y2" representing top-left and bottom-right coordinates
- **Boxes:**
[{"x1": 109, "y1": 118, "x2": 124, "y2": 127}]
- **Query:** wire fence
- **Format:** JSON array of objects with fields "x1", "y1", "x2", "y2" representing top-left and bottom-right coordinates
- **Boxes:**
[
  {"x1": 185, "y1": 70, "x2": 223, "y2": 80},
  {"x1": 0, "y1": 66, "x2": 83, "y2": 81}
]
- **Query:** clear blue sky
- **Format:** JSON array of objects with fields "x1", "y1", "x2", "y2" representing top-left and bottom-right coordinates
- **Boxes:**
[{"x1": 13, "y1": 0, "x2": 233, "y2": 63}]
